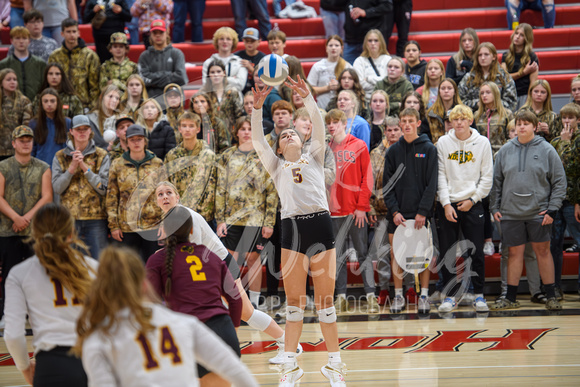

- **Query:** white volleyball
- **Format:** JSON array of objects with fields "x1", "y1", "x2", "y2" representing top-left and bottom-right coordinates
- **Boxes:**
[
  {"x1": 103, "y1": 129, "x2": 117, "y2": 143},
  {"x1": 257, "y1": 54, "x2": 289, "y2": 87}
]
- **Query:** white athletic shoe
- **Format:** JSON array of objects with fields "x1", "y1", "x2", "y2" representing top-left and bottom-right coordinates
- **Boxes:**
[
  {"x1": 473, "y1": 297, "x2": 490, "y2": 312},
  {"x1": 321, "y1": 363, "x2": 347, "y2": 386},
  {"x1": 438, "y1": 297, "x2": 457, "y2": 313},
  {"x1": 269, "y1": 342, "x2": 304, "y2": 364},
  {"x1": 279, "y1": 363, "x2": 304, "y2": 386}
]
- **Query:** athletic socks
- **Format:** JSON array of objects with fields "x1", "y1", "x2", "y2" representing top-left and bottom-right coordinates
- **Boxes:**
[
  {"x1": 506, "y1": 285, "x2": 518, "y2": 302},
  {"x1": 328, "y1": 351, "x2": 342, "y2": 366},
  {"x1": 249, "y1": 290, "x2": 260, "y2": 306},
  {"x1": 421, "y1": 288, "x2": 429, "y2": 297},
  {"x1": 277, "y1": 333, "x2": 285, "y2": 345},
  {"x1": 395, "y1": 288, "x2": 403, "y2": 297},
  {"x1": 284, "y1": 352, "x2": 297, "y2": 366},
  {"x1": 544, "y1": 283, "x2": 556, "y2": 299}
]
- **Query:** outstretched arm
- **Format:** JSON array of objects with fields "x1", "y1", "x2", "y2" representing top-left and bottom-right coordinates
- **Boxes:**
[
  {"x1": 251, "y1": 84, "x2": 279, "y2": 175},
  {"x1": 284, "y1": 75, "x2": 325, "y2": 164}
]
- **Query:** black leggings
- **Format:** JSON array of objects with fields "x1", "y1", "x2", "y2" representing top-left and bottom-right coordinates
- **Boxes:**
[{"x1": 34, "y1": 347, "x2": 87, "y2": 387}]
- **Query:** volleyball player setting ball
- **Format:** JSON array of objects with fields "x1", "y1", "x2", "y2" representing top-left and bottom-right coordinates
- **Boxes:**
[
  {"x1": 75, "y1": 246, "x2": 258, "y2": 386},
  {"x1": 4, "y1": 203, "x2": 97, "y2": 387},
  {"x1": 252, "y1": 74, "x2": 347, "y2": 386}
]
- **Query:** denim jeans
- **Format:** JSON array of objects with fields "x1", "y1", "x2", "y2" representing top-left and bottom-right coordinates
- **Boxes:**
[
  {"x1": 10, "y1": 7, "x2": 24, "y2": 28},
  {"x1": 344, "y1": 43, "x2": 362, "y2": 65},
  {"x1": 505, "y1": 0, "x2": 555, "y2": 29},
  {"x1": 125, "y1": 0, "x2": 140, "y2": 44},
  {"x1": 550, "y1": 201, "x2": 580, "y2": 287},
  {"x1": 43, "y1": 26, "x2": 63, "y2": 44},
  {"x1": 320, "y1": 8, "x2": 345, "y2": 40},
  {"x1": 76, "y1": 219, "x2": 108, "y2": 260},
  {"x1": 231, "y1": 0, "x2": 271, "y2": 41},
  {"x1": 173, "y1": 0, "x2": 206, "y2": 42},
  {"x1": 368, "y1": 216, "x2": 391, "y2": 290},
  {"x1": 333, "y1": 216, "x2": 375, "y2": 295}
]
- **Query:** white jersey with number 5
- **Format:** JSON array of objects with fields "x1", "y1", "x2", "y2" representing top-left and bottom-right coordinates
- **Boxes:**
[
  {"x1": 3, "y1": 255, "x2": 98, "y2": 371},
  {"x1": 81, "y1": 303, "x2": 257, "y2": 387},
  {"x1": 252, "y1": 94, "x2": 329, "y2": 219}
]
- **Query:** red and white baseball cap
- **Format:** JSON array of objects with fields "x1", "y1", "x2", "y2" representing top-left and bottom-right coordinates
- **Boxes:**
[{"x1": 150, "y1": 19, "x2": 166, "y2": 32}]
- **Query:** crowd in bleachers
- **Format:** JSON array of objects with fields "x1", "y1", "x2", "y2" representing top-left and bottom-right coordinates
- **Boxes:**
[{"x1": 0, "y1": 1, "x2": 579, "y2": 330}]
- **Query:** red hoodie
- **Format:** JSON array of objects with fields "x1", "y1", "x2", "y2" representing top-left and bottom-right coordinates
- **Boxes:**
[{"x1": 329, "y1": 134, "x2": 373, "y2": 216}]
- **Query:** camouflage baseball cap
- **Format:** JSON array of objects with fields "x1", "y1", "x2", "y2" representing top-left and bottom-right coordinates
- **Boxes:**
[
  {"x1": 109, "y1": 32, "x2": 129, "y2": 47},
  {"x1": 12, "y1": 125, "x2": 33, "y2": 140}
]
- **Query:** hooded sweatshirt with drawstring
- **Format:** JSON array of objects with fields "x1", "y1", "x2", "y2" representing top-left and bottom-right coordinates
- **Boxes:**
[
  {"x1": 383, "y1": 133, "x2": 438, "y2": 220},
  {"x1": 436, "y1": 128, "x2": 493, "y2": 207},
  {"x1": 490, "y1": 135, "x2": 567, "y2": 220}
]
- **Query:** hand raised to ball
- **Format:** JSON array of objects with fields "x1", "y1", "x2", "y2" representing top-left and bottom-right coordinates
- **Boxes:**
[{"x1": 285, "y1": 75, "x2": 310, "y2": 99}]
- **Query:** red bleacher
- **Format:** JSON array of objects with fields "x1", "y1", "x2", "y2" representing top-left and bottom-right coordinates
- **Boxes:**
[{"x1": 0, "y1": 0, "x2": 577, "y2": 96}]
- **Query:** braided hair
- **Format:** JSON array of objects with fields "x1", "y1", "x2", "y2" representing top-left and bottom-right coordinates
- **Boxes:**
[{"x1": 162, "y1": 206, "x2": 194, "y2": 296}]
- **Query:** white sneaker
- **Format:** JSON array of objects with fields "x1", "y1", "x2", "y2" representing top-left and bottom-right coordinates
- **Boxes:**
[
  {"x1": 269, "y1": 342, "x2": 304, "y2": 364},
  {"x1": 438, "y1": 297, "x2": 457, "y2": 313},
  {"x1": 321, "y1": 363, "x2": 347, "y2": 386},
  {"x1": 473, "y1": 297, "x2": 489, "y2": 312},
  {"x1": 483, "y1": 241, "x2": 495, "y2": 256},
  {"x1": 279, "y1": 363, "x2": 304, "y2": 386}
]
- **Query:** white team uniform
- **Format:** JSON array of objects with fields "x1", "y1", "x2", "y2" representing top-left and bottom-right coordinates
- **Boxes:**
[
  {"x1": 3, "y1": 255, "x2": 98, "y2": 370},
  {"x1": 252, "y1": 94, "x2": 329, "y2": 219},
  {"x1": 81, "y1": 303, "x2": 258, "y2": 387},
  {"x1": 184, "y1": 206, "x2": 229, "y2": 260}
]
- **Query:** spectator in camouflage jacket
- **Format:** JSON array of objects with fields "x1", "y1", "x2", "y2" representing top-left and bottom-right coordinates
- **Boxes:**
[
  {"x1": 519, "y1": 79, "x2": 559, "y2": 143},
  {"x1": 109, "y1": 115, "x2": 134, "y2": 161},
  {"x1": 189, "y1": 91, "x2": 231, "y2": 153},
  {"x1": 215, "y1": 116, "x2": 277, "y2": 303},
  {"x1": 457, "y1": 43, "x2": 517, "y2": 113},
  {"x1": 215, "y1": 117, "x2": 278, "y2": 232},
  {"x1": 52, "y1": 115, "x2": 111, "y2": 259},
  {"x1": 164, "y1": 112, "x2": 217, "y2": 222},
  {"x1": 32, "y1": 62, "x2": 84, "y2": 119},
  {"x1": 549, "y1": 103, "x2": 580, "y2": 292},
  {"x1": 98, "y1": 32, "x2": 138, "y2": 93},
  {"x1": 106, "y1": 124, "x2": 165, "y2": 261},
  {"x1": 163, "y1": 83, "x2": 185, "y2": 141},
  {"x1": 48, "y1": 18, "x2": 100, "y2": 112},
  {"x1": 474, "y1": 81, "x2": 514, "y2": 158},
  {"x1": 0, "y1": 68, "x2": 32, "y2": 158},
  {"x1": 368, "y1": 116, "x2": 402, "y2": 301},
  {"x1": 0, "y1": 125, "x2": 52, "y2": 317}
]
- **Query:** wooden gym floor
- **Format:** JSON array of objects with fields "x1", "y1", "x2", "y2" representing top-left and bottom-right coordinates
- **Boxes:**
[{"x1": 2, "y1": 295, "x2": 580, "y2": 386}]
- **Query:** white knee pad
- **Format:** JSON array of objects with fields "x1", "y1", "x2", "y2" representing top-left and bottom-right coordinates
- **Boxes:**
[
  {"x1": 247, "y1": 309, "x2": 272, "y2": 332},
  {"x1": 286, "y1": 306, "x2": 305, "y2": 322},
  {"x1": 317, "y1": 306, "x2": 337, "y2": 323}
]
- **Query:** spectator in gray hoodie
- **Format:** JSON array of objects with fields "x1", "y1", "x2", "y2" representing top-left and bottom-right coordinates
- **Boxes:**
[
  {"x1": 490, "y1": 109, "x2": 566, "y2": 311},
  {"x1": 138, "y1": 19, "x2": 188, "y2": 99}
]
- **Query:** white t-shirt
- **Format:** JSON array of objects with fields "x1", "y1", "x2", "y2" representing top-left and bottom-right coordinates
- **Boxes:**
[
  {"x1": 82, "y1": 303, "x2": 257, "y2": 387},
  {"x1": 4, "y1": 255, "x2": 98, "y2": 370},
  {"x1": 307, "y1": 58, "x2": 352, "y2": 110}
]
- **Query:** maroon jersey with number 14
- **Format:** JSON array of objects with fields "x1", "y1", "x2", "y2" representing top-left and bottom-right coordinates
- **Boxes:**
[{"x1": 147, "y1": 242, "x2": 242, "y2": 327}]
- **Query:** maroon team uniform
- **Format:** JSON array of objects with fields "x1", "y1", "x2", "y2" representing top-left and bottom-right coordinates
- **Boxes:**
[{"x1": 147, "y1": 243, "x2": 243, "y2": 327}]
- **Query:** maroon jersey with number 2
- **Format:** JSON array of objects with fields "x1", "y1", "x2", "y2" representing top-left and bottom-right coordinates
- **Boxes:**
[{"x1": 147, "y1": 242, "x2": 242, "y2": 327}]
